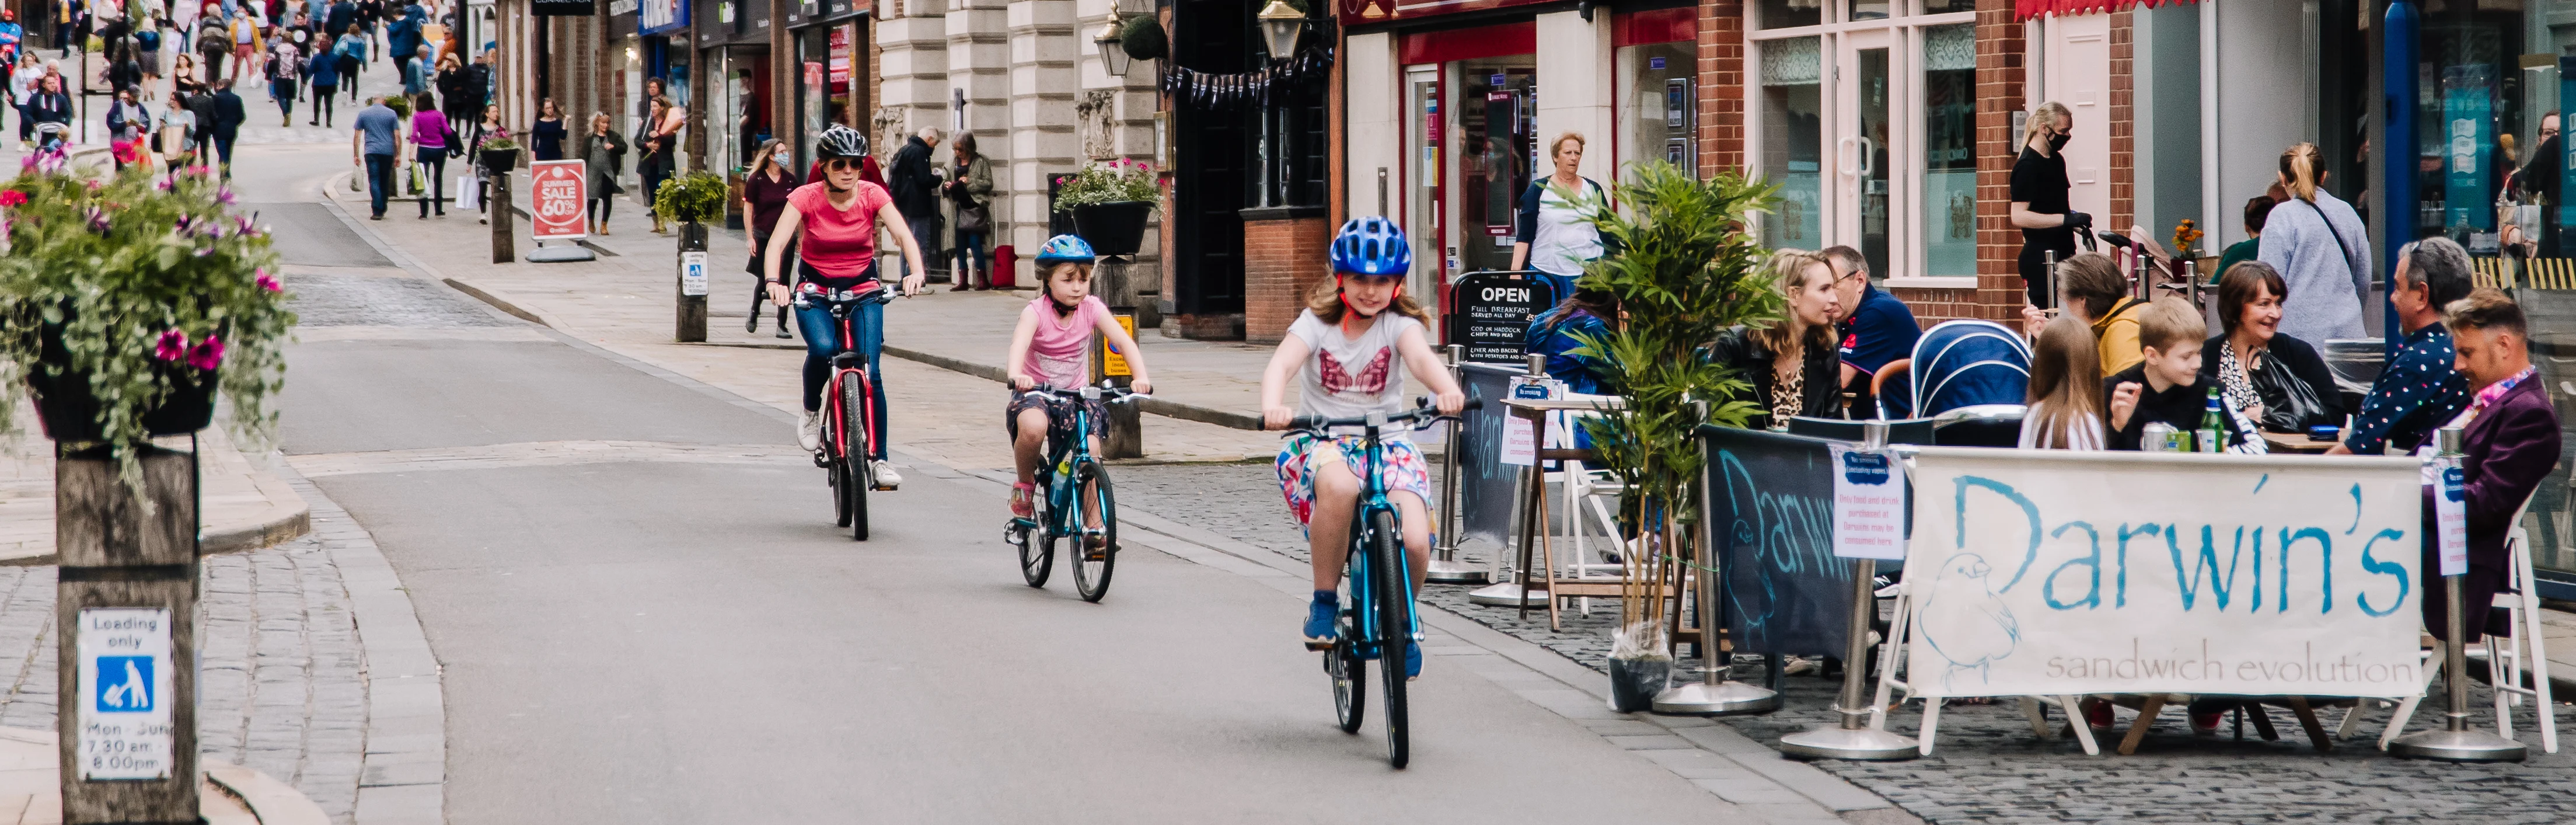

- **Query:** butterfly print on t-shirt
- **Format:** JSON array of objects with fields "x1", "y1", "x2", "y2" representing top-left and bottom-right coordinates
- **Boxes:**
[{"x1": 1318, "y1": 347, "x2": 1394, "y2": 396}]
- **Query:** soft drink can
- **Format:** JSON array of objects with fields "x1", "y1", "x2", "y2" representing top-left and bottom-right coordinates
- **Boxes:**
[{"x1": 2141, "y1": 422, "x2": 2179, "y2": 452}]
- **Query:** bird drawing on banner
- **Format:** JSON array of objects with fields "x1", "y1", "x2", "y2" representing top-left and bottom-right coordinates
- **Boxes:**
[{"x1": 1919, "y1": 553, "x2": 2019, "y2": 693}]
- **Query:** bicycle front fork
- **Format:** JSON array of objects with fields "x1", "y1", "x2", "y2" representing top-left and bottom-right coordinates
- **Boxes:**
[{"x1": 1346, "y1": 514, "x2": 1422, "y2": 655}]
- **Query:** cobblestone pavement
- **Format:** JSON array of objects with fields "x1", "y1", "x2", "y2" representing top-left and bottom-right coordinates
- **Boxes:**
[
  {"x1": 1117, "y1": 461, "x2": 2576, "y2": 825},
  {"x1": 0, "y1": 538, "x2": 369, "y2": 823}
]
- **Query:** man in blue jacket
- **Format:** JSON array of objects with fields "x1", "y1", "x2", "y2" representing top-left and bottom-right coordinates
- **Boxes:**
[
  {"x1": 1823, "y1": 245, "x2": 1921, "y2": 418},
  {"x1": 208, "y1": 78, "x2": 247, "y2": 179},
  {"x1": 385, "y1": 1, "x2": 423, "y2": 81},
  {"x1": 324, "y1": 0, "x2": 355, "y2": 36}
]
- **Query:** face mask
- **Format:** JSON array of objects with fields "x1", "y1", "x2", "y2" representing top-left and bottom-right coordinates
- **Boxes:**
[{"x1": 2048, "y1": 131, "x2": 2071, "y2": 152}]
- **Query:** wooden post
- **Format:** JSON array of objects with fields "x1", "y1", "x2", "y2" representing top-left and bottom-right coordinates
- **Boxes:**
[
  {"x1": 490, "y1": 166, "x2": 515, "y2": 263},
  {"x1": 676, "y1": 221, "x2": 708, "y2": 342},
  {"x1": 55, "y1": 445, "x2": 198, "y2": 825}
]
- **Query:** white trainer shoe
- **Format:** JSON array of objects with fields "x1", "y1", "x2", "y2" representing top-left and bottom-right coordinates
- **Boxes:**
[
  {"x1": 870, "y1": 460, "x2": 903, "y2": 489},
  {"x1": 797, "y1": 410, "x2": 823, "y2": 452}
]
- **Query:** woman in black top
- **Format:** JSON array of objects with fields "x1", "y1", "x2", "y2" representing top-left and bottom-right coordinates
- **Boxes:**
[
  {"x1": 1708, "y1": 249, "x2": 1846, "y2": 429},
  {"x1": 2200, "y1": 261, "x2": 2344, "y2": 434},
  {"x1": 739, "y1": 139, "x2": 801, "y2": 336},
  {"x1": 528, "y1": 98, "x2": 566, "y2": 161},
  {"x1": 2009, "y1": 101, "x2": 2089, "y2": 308}
]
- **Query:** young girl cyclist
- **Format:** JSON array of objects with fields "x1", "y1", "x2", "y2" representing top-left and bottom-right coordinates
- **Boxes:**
[
  {"x1": 1261, "y1": 217, "x2": 1465, "y2": 680},
  {"x1": 1002, "y1": 235, "x2": 1154, "y2": 525}
]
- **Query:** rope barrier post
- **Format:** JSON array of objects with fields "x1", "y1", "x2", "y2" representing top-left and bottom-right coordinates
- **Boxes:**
[
  {"x1": 1652, "y1": 400, "x2": 1782, "y2": 716},
  {"x1": 1426, "y1": 344, "x2": 1486, "y2": 584},
  {"x1": 1778, "y1": 420, "x2": 1917, "y2": 758},
  {"x1": 2391, "y1": 426, "x2": 2527, "y2": 762}
]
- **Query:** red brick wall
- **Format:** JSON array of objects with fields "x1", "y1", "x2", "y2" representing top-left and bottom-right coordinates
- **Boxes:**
[
  {"x1": 1243, "y1": 214, "x2": 1334, "y2": 345},
  {"x1": 2109, "y1": 11, "x2": 2134, "y2": 232},
  {"x1": 1697, "y1": 0, "x2": 1743, "y2": 177},
  {"x1": 1890, "y1": 0, "x2": 2025, "y2": 326}
]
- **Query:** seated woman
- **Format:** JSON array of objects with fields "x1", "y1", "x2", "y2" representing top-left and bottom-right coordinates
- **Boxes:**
[
  {"x1": 2201, "y1": 262, "x2": 2345, "y2": 434},
  {"x1": 1524, "y1": 288, "x2": 1619, "y2": 395},
  {"x1": 1709, "y1": 250, "x2": 1844, "y2": 428},
  {"x1": 2060, "y1": 252, "x2": 2147, "y2": 376}
]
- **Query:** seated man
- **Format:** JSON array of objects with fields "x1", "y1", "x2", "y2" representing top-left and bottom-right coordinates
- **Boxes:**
[
  {"x1": 2327, "y1": 236, "x2": 2473, "y2": 456},
  {"x1": 1824, "y1": 245, "x2": 1921, "y2": 417},
  {"x1": 2421, "y1": 288, "x2": 2563, "y2": 644}
]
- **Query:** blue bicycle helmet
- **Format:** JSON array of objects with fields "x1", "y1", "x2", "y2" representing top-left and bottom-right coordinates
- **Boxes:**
[
  {"x1": 1035, "y1": 234, "x2": 1097, "y2": 266},
  {"x1": 1329, "y1": 216, "x2": 1411, "y2": 276}
]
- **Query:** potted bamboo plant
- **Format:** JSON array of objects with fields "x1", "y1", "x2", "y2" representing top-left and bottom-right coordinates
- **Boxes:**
[
  {"x1": 1053, "y1": 158, "x2": 1160, "y2": 257},
  {"x1": 1567, "y1": 162, "x2": 1784, "y2": 711},
  {"x1": 0, "y1": 149, "x2": 294, "y2": 488}
]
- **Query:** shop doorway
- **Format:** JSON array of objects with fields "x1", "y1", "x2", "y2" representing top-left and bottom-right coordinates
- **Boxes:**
[
  {"x1": 1406, "y1": 66, "x2": 1443, "y2": 299},
  {"x1": 1455, "y1": 58, "x2": 1536, "y2": 274},
  {"x1": 1837, "y1": 29, "x2": 1891, "y2": 281}
]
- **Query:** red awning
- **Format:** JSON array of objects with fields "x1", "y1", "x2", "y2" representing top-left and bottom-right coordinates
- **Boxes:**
[{"x1": 2015, "y1": 0, "x2": 2196, "y2": 22}]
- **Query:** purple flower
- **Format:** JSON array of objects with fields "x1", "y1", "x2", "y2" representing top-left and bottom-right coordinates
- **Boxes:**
[
  {"x1": 233, "y1": 215, "x2": 255, "y2": 235},
  {"x1": 187, "y1": 335, "x2": 225, "y2": 371},
  {"x1": 156, "y1": 177, "x2": 174, "y2": 191},
  {"x1": 85, "y1": 207, "x2": 110, "y2": 234},
  {"x1": 153, "y1": 330, "x2": 190, "y2": 362},
  {"x1": 254, "y1": 269, "x2": 281, "y2": 293},
  {"x1": 215, "y1": 188, "x2": 236, "y2": 206}
]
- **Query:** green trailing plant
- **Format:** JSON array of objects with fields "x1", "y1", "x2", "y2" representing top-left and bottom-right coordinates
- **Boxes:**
[
  {"x1": 1050, "y1": 158, "x2": 1161, "y2": 212},
  {"x1": 1119, "y1": 15, "x2": 1167, "y2": 62},
  {"x1": 654, "y1": 170, "x2": 729, "y2": 225},
  {"x1": 479, "y1": 135, "x2": 521, "y2": 153},
  {"x1": 1561, "y1": 161, "x2": 1783, "y2": 648},
  {"x1": 0, "y1": 151, "x2": 294, "y2": 491},
  {"x1": 384, "y1": 96, "x2": 411, "y2": 118}
]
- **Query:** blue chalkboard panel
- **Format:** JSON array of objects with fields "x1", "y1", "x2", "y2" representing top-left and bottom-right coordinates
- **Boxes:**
[{"x1": 1704, "y1": 426, "x2": 1854, "y2": 657}]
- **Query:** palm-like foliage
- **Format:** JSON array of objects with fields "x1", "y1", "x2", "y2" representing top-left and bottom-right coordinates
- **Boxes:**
[{"x1": 1558, "y1": 161, "x2": 1783, "y2": 647}]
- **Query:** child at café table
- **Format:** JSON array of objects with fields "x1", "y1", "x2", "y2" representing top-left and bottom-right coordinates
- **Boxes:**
[
  {"x1": 2104, "y1": 297, "x2": 2262, "y2": 452},
  {"x1": 2016, "y1": 316, "x2": 2107, "y2": 451},
  {"x1": 2420, "y1": 288, "x2": 2562, "y2": 647}
]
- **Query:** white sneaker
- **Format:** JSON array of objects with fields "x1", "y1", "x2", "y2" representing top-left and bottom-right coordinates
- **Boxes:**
[
  {"x1": 797, "y1": 410, "x2": 822, "y2": 452},
  {"x1": 870, "y1": 460, "x2": 903, "y2": 489}
]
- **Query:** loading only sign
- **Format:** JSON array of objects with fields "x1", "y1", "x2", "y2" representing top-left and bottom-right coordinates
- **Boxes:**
[{"x1": 77, "y1": 608, "x2": 174, "y2": 781}]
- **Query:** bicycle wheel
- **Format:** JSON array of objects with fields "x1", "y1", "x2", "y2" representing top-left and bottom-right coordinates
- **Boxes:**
[
  {"x1": 829, "y1": 456, "x2": 851, "y2": 527},
  {"x1": 1367, "y1": 508, "x2": 1410, "y2": 769},
  {"x1": 1017, "y1": 485, "x2": 1054, "y2": 587},
  {"x1": 1070, "y1": 460, "x2": 1118, "y2": 603},
  {"x1": 840, "y1": 373, "x2": 871, "y2": 541},
  {"x1": 1329, "y1": 637, "x2": 1365, "y2": 735}
]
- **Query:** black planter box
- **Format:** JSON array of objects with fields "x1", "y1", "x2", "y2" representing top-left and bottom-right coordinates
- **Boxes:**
[
  {"x1": 1070, "y1": 201, "x2": 1153, "y2": 257},
  {"x1": 26, "y1": 320, "x2": 217, "y2": 444}
]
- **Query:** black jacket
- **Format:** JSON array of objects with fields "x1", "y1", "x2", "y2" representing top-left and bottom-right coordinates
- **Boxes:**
[
  {"x1": 886, "y1": 136, "x2": 941, "y2": 218},
  {"x1": 2197, "y1": 332, "x2": 2345, "y2": 432},
  {"x1": 208, "y1": 90, "x2": 247, "y2": 141},
  {"x1": 2101, "y1": 362, "x2": 2256, "y2": 451},
  {"x1": 1708, "y1": 325, "x2": 1843, "y2": 429},
  {"x1": 27, "y1": 90, "x2": 72, "y2": 126}
]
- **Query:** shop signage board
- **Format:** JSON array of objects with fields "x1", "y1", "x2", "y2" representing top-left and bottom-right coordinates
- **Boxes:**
[
  {"x1": 530, "y1": 161, "x2": 587, "y2": 241},
  {"x1": 640, "y1": 0, "x2": 690, "y2": 35},
  {"x1": 1448, "y1": 270, "x2": 1555, "y2": 365},
  {"x1": 1901, "y1": 448, "x2": 2426, "y2": 699},
  {"x1": 1455, "y1": 363, "x2": 1525, "y2": 549},
  {"x1": 1705, "y1": 427, "x2": 1854, "y2": 657},
  {"x1": 532, "y1": 0, "x2": 596, "y2": 15},
  {"x1": 77, "y1": 608, "x2": 174, "y2": 781},
  {"x1": 1100, "y1": 315, "x2": 1135, "y2": 377}
]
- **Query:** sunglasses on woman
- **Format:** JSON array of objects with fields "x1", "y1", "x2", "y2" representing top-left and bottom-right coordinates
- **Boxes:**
[{"x1": 825, "y1": 159, "x2": 861, "y2": 172}]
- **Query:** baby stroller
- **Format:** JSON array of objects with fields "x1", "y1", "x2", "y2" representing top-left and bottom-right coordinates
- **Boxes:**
[{"x1": 1901, "y1": 319, "x2": 2032, "y2": 447}]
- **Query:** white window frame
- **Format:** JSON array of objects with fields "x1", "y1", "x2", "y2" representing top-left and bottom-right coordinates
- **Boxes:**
[{"x1": 1747, "y1": 0, "x2": 1976, "y2": 287}]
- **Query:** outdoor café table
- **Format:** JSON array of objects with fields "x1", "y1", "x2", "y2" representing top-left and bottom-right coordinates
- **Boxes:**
[
  {"x1": 2102, "y1": 694, "x2": 2347, "y2": 754},
  {"x1": 1499, "y1": 396, "x2": 1631, "y2": 632},
  {"x1": 2260, "y1": 430, "x2": 2336, "y2": 454}
]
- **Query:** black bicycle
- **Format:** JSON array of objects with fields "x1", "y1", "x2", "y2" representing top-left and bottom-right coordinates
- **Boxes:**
[
  {"x1": 1282, "y1": 399, "x2": 1471, "y2": 769},
  {"x1": 1005, "y1": 384, "x2": 1143, "y2": 602}
]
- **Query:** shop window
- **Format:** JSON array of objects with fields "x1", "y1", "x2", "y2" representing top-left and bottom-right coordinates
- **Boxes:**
[
  {"x1": 1617, "y1": 42, "x2": 1696, "y2": 180},
  {"x1": 1920, "y1": 0, "x2": 1970, "y2": 12},
  {"x1": 1922, "y1": 23, "x2": 1974, "y2": 278},
  {"x1": 1457, "y1": 58, "x2": 1538, "y2": 273},
  {"x1": 1759, "y1": 37, "x2": 1822, "y2": 249},
  {"x1": 1848, "y1": 0, "x2": 1887, "y2": 21},
  {"x1": 1758, "y1": 0, "x2": 1821, "y2": 29}
]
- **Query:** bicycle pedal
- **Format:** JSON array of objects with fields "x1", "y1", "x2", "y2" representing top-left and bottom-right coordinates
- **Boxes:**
[{"x1": 1304, "y1": 639, "x2": 1335, "y2": 652}]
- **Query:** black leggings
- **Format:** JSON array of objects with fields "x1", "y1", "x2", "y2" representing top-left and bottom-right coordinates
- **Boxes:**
[
  {"x1": 310, "y1": 85, "x2": 336, "y2": 123},
  {"x1": 589, "y1": 197, "x2": 613, "y2": 225},
  {"x1": 415, "y1": 148, "x2": 446, "y2": 216}
]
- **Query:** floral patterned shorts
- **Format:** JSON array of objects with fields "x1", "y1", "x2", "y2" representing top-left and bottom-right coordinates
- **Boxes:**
[{"x1": 1276, "y1": 434, "x2": 1432, "y2": 532}]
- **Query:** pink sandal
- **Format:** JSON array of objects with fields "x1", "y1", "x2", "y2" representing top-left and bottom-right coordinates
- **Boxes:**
[{"x1": 1010, "y1": 483, "x2": 1037, "y2": 518}]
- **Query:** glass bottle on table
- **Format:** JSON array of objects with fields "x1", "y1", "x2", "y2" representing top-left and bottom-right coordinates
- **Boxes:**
[{"x1": 2195, "y1": 387, "x2": 2225, "y2": 454}]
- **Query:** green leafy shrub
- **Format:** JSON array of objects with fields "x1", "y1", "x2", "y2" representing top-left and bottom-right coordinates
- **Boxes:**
[
  {"x1": 0, "y1": 152, "x2": 295, "y2": 489},
  {"x1": 654, "y1": 170, "x2": 728, "y2": 224},
  {"x1": 1119, "y1": 16, "x2": 1167, "y2": 62},
  {"x1": 1050, "y1": 158, "x2": 1160, "y2": 213}
]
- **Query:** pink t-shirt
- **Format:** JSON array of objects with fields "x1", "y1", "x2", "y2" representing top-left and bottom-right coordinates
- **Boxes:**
[
  {"x1": 1022, "y1": 295, "x2": 1113, "y2": 390},
  {"x1": 788, "y1": 180, "x2": 895, "y2": 284}
]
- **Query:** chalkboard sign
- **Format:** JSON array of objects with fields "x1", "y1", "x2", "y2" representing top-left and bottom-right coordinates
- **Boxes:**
[
  {"x1": 1704, "y1": 426, "x2": 1853, "y2": 657},
  {"x1": 1449, "y1": 271, "x2": 1556, "y2": 365},
  {"x1": 1455, "y1": 364, "x2": 1528, "y2": 549}
]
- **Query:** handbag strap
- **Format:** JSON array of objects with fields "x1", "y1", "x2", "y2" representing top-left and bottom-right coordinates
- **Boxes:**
[{"x1": 2305, "y1": 199, "x2": 2355, "y2": 274}]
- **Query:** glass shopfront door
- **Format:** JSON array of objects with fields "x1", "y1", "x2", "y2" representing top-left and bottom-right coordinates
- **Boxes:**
[
  {"x1": 1838, "y1": 30, "x2": 1891, "y2": 281},
  {"x1": 1455, "y1": 58, "x2": 1538, "y2": 275},
  {"x1": 1408, "y1": 67, "x2": 1443, "y2": 299}
]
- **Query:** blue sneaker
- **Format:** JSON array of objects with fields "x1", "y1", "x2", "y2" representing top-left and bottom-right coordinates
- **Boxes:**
[
  {"x1": 1303, "y1": 592, "x2": 1339, "y2": 650},
  {"x1": 1404, "y1": 640, "x2": 1422, "y2": 680}
]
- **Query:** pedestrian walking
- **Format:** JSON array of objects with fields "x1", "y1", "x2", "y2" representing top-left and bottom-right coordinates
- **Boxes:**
[
  {"x1": 945, "y1": 132, "x2": 993, "y2": 290},
  {"x1": 886, "y1": 127, "x2": 943, "y2": 274},
  {"x1": 385, "y1": 0, "x2": 421, "y2": 79},
  {"x1": 400, "y1": 44, "x2": 426, "y2": 97},
  {"x1": 1509, "y1": 131, "x2": 1609, "y2": 302},
  {"x1": 354, "y1": 0, "x2": 381, "y2": 58},
  {"x1": 740, "y1": 138, "x2": 800, "y2": 335},
  {"x1": 2254, "y1": 142, "x2": 2371, "y2": 346},
  {"x1": 203, "y1": 78, "x2": 244, "y2": 176},
  {"x1": 431, "y1": 50, "x2": 465, "y2": 130},
  {"x1": 634, "y1": 75, "x2": 662, "y2": 142},
  {"x1": 332, "y1": 26, "x2": 362, "y2": 102},
  {"x1": 638, "y1": 93, "x2": 684, "y2": 233},
  {"x1": 105, "y1": 86, "x2": 151, "y2": 168},
  {"x1": 467, "y1": 105, "x2": 504, "y2": 222},
  {"x1": 159, "y1": 89, "x2": 198, "y2": 176},
  {"x1": 1707, "y1": 249, "x2": 1844, "y2": 430},
  {"x1": 25, "y1": 74, "x2": 71, "y2": 150},
  {"x1": 303, "y1": 40, "x2": 334, "y2": 124},
  {"x1": 406, "y1": 91, "x2": 454, "y2": 218},
  {"x1": 266, "y1": 28, "x2": 300, "y2": 125},
  {"x1": 135, "y1": 16, "x2": 163, "y2": 99},
  {"x1": 2010, "y1": 100, "x2": 2087, "y2": 309},
  {"x1": 352, "y1": 93, "x2": 401, "y2": 219},
  {"x1": 196, "y1": 3, "x2": 228, "y2": 81},
  {"x1": 2019, "y1": 315, "x2": 2107, "y2": 451},
  {"x1": 169, "y1": 50, "x2": 198, "y2": 96},
  {"x1": 527, "y1": 96, "x2": 564, "y2": 161},
  {"x1": 227, "y1": 10, "x2": 259, "y2": 84},
  {"x1": 580, "y1": 111, "x2": 625, "y2": 234},
  {"x1": 8, "y1": 53, "x2": 37, "y2": 149},
  {"x1": 324, "y1": 0, "x2": 350, "y2": 35}
]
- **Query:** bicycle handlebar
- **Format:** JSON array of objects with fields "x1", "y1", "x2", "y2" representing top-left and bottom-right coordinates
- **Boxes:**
[
  {"x1": 1018, "y1": 384, "x2": 1149, "y2": 403},
  {"x1": 792, "y1": 281, "x2": 906, "y2": 310},
  {"x1": 1280, "y1": 398, "x2": 1480, "y2": 436}
]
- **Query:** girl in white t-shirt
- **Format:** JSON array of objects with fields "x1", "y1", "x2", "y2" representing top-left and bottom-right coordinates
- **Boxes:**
[
  {"x1": 2018, "y1": 315, "x2": 2107, "y2": 451},
  {"x1": 1261, "y1": 217, "x2": 1463, "y2": 677}
]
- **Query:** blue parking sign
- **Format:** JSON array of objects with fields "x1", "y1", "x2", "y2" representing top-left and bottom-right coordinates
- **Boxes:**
[{"x1": 94, "y1": 656, "x2": 153, "y2": 713}]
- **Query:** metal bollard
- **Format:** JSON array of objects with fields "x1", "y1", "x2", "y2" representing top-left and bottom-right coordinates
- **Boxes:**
[
  {"x1": 1776, "y1": 420, "x2": 1917, "y2": 757},
  {"x1": 1652, "y1": 400, "x2": 1784, "y2": 716},
  {"x1": 1426, "y1": 344, "x2": 1486, "y2": 584},
  {"x1": 2390, "y1": 426, "x2": 2527, "y2": 762}
]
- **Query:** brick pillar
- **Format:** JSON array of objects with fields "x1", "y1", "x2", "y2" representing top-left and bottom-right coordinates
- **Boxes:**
[
  {"x1": 1963, "y1": 0, "x2": 2026, "y2": 323},
  {"x1": 1697, "y1": 0, "x2": 1743, "y2": 177},
  {"x1": 2109, "y1": 10, "x2": 2133, "y2": 232},
  {"x1": 1242, "y1": 209, "x2": 1332, "y2": 345}
]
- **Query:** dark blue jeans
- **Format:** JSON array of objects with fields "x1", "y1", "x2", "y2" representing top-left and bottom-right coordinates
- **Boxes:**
[
  {"x1": 363, "y1": 153, "x2": 395, "y2": 217},
  {"x1": 795, "y1": 288, "x2": 888, "y2": 461}
]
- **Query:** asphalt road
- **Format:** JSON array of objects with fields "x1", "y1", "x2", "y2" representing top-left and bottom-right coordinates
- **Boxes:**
[{"x1": 236, "y1": 147, "x2": 1740, "y2": 822}]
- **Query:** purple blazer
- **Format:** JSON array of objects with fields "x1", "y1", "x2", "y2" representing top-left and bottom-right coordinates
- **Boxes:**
[{"x1": 2420, "y1": 375, "x2": 2561, "y2": 640}]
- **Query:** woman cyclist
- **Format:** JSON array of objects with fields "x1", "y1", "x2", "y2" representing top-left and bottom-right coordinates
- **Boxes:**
[
  {"x1": 1001, "y1": 235, "x2": 1155, "y2": 527},
  {"x1": 764, "y1": 125, "x2": 930, "y2": 488},
  {"x1": 1259, "y1": 217, "x2": 1464, "y2": 681}
]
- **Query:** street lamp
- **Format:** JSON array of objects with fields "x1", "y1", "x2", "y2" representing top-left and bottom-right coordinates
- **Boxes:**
[
  {"x1": 1095, "y1": 19, "x2": 1132, "y2": 78},
  {"x1": 1257, "y1": 0, "x2": 1304, "y2": 61}
]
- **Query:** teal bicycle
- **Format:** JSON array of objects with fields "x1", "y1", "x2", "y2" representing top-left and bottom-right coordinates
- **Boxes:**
[
  {"x1": 1284, "y1": 399, "x2": 1472, "y2": 769},
  {"x1": 1004, "y1": 384, "x2": 1143, "y2": 603}
]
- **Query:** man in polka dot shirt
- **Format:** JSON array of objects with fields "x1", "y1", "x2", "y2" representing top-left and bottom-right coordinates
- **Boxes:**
[{"x1": 2327, "y1": 236, "x2": 2474, "y2": 455}]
